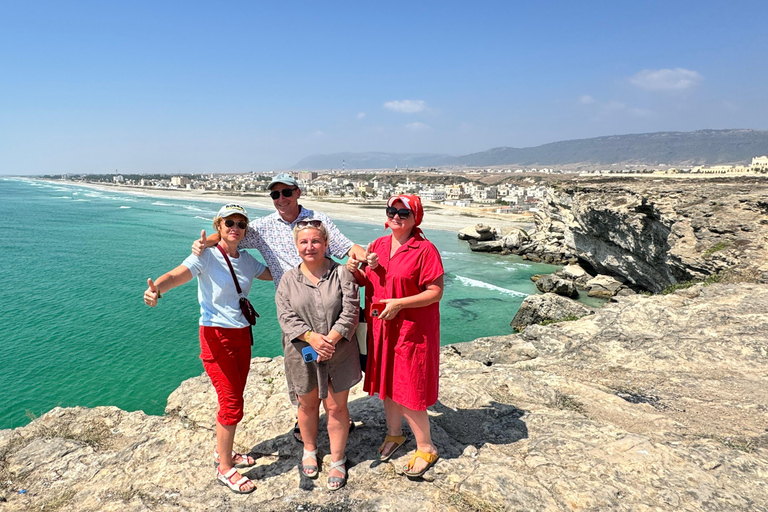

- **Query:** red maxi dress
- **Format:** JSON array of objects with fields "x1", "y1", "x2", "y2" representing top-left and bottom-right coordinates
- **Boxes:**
[{"x1": 361, "y1": 232, "x2": 444, "y2": 411}]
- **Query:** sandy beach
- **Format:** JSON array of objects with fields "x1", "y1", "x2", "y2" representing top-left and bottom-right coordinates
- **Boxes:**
[{"x1": 51, "y1": 180, "x2": 536, "y2": 232}]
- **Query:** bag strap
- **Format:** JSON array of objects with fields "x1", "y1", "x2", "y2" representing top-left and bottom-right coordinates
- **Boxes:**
[{"x1": 215, "y1": 244, "x2": 244, "y2": 295}]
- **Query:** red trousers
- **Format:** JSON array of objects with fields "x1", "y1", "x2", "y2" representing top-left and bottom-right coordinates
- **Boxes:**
[{"x1": 199, "y1": 326, "x2": 252, "y2": 426}]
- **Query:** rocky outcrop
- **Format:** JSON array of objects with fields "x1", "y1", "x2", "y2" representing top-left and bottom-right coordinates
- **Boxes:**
[
  {"x1": 522, "y1": 177, "x2": 768, "y2": 293},
  {"x1": 460, "y1": 178, "x2": 768, "y2": 293},
  {"x1": 534, "y1": 274, "x2": 579, "y2": 298},
  {"x1": 2, "y1": 283, "x2": 767, "y2": 511},
  {"x1": 585, "y1": 274, "x2": 626, "y2": 298},
  {"x1": 457, "y1": 223, "x2": 497, "y2": 241},
  {"x1": 510, "y1": 292, "x2": 592, "y2": 330}
]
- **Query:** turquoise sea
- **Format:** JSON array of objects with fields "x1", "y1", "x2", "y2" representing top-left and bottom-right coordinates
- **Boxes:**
[{"x1": 0, "y1": 178, "x2": 560, "y2": 430}]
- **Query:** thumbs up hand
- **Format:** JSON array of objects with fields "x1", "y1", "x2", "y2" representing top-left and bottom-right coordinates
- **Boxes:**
[
  {"x1": 144, "y1": 278, "x2": 160, "y2": 307},
  {"x1": 346, "y1": 254, "x2": 361, "y2": 274},
  {"x1": 365, "y1": 243, "x2": 379, "y2": 269},
  {"x1": 192, "y1": 230, "x2": 207, "y2": 256}
]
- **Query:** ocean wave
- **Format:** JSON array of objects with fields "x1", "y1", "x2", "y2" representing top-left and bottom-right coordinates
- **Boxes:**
[
  {"x1": 152, "y1": 202, "x2": 174, "y2": 207},
  {"x1": 194, "y1": 215, "x2": 212, "y2": 221},
  {"x1": 52, "y1": 196, "x2": 71, "y2": 199},
  {"x1": 119, "y1": 206, "x2": 131, "y2": 209},
  {"x1": 180, "y1": 204, "x2": 208, "y2": 212},
  {"x1": 73, "y1": 199, "x2": 90, "y2": 202},
  {"x1": 454, "y1": 275, "x2": 528, "y2": 297}
]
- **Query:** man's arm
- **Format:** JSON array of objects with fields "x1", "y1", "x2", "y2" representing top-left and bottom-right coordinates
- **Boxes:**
[{"x1": 347, "y1": 244, "x2": 365, "y2": 261}]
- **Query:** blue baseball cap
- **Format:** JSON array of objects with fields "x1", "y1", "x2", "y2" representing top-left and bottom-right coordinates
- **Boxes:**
[{"x1": 268, "y1": 173, "x2": 300, "y2": 190}]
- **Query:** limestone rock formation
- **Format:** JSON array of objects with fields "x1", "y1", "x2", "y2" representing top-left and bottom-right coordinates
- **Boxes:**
[
  {"x1": 466, "y1": 239, "x2": 504, "y2": 252},
  {"x1": 457, "y1": 223, "x2": 496, "y2": 241},
  {"x1": 517, "y1": 177, "x2": 768, "y2": 292},
  {"x1": 1, "y1": 284, "x2": 767, "y2": 511},
  {"x1": 534, "y1": 274, "x2": 579, "y2": 298},
  {"x1": 510, "y1": 292, "x2": 592, "y2": 330},
  {"x1": 585, "y1": 274, "x2": 626, "y2": 298}
]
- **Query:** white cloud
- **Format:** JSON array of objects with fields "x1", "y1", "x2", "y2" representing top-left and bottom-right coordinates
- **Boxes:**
[
  {"x1": 384, "y1": 99, "x2": 427, "y2": 113},
  {"x1": 357, "y1": 112, "x2": 366, "y2": 119},
  {"x1": 629, "y1": 68, "x2": 703, "y2": 91},
  {"x1": 578, "y1": 94, "x2": 596, "y2": 105},
  {"x1": 405, "y1": 121, "x2": 430, "y2": 132},
  {"x1": 603, "y1": 100, "x2": 650, "y2": 117}
]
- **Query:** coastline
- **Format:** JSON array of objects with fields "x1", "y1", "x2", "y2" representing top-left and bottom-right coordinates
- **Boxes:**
[{"x1": 38, "y1": 179, "x2": 535, "y2": 232}]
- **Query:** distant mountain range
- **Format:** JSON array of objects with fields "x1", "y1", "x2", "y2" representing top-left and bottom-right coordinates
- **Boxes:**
[{"x1": 291, "y1": 129, "x2": 768, "y2": 170}]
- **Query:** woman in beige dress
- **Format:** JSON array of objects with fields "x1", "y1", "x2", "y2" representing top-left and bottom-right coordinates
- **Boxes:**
[{"x1": 275, "y1": 219, "x2": 361, "y2": 490}]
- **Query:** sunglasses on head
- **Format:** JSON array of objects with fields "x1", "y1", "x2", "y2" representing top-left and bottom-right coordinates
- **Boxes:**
[
  {"x1": 296, "y1": 219, "x2": 323, "y2": 229},
  {"x1": 224, "y1": 219, "x2": 248, "y2": 229},
  {"x1": 386, "y1": 206, "x2": 412, "y2": 219},
  {"x1": 270, "y1": 187, "x2": 299, "y2": 200}
]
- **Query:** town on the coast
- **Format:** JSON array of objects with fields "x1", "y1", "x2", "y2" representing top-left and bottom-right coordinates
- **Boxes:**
[{"x1": 43, "y1": 154, "x2": 768, "y2": 216}]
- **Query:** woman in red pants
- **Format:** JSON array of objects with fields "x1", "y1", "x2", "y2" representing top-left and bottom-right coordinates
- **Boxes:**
[{"x1": 144, "y1": 204, "x2": 271, "y2": 494}]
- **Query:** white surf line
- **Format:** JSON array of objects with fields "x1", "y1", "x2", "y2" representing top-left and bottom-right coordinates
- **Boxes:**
[{"x1": 454, "y1": 275, "x2": 528, "y2": 297}]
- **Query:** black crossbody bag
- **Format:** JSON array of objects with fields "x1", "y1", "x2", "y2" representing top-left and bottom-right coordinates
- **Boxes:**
[{"x1": 216, "y1": 245, "x2": 259, "y2": 344}]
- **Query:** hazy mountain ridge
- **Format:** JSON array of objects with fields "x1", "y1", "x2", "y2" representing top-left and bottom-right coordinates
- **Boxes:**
[
  {"x1": 291, "y1": 151, "x2": 455, "y2": 170},
  {"x1": 292, "y1": 129, "x2": 768, "y2": 170}
]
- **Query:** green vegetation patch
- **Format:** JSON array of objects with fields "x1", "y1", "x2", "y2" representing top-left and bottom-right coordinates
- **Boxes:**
[
  {"x1": 702, "y1": 241, "x2": 730, "y2": 257},
  {"x1": 539, "y1": 314, "x2": 581, "y2": 326}
]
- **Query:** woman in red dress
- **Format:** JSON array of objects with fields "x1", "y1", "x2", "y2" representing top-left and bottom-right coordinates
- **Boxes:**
[{"x1": 347, "y1": 194, "x2": 444, "y2": 477}]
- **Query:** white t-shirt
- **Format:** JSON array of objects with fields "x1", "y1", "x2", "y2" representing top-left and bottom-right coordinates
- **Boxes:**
[{"x1": 182, "y1": 248, "x2": 267, "y2": 328}]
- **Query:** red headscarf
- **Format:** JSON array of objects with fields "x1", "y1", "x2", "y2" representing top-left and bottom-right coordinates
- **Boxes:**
[{"x1": 385, "y1": 194, "x2": 425, "y2": 239}]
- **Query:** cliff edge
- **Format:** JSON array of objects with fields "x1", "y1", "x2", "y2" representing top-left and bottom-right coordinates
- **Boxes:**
[{"x1": 2, "y1": 281, "x2": 766, "y2": 511}]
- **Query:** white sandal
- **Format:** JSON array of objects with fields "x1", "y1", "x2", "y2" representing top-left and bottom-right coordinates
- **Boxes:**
[
  {"x1": 216, "y1": 467, "x2": 255, "y2": 494},
  {"x1": 300, "y1": 448, "x2": 318, "y2": 478},
  {"x1": 327, "y1": 456, "x2": 347, "y2": 491},
  {"x1": 214, "y1": 449, "x2": 256, "y2": 468}
]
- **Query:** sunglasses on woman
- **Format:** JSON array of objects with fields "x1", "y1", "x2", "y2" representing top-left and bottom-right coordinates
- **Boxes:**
[
  {"x1": 224, "y1": 219, "x2": 248, "y2": 229},
  {"x1": 386, "y1": 207, "x2": 412, "y2": 219},
  {"x1": 270, "y1": 188, "x2": 299, "y2": 200},
  {"x1": 296, "y1": 219, "x2": 323, "y2": 229}
]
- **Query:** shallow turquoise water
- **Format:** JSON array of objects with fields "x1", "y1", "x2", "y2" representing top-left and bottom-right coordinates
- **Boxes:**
[{"x1": 0, "y1": 178, "x2": 558, "y2": 429}]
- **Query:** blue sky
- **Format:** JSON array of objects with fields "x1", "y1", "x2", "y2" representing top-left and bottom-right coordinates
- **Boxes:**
[{"x1": 1, "y1": 0, "x2": 766, "y2": 174}]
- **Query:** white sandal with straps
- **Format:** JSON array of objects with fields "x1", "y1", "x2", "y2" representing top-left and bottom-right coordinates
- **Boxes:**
[
  {"x1": 327, "y1": 456, "x2": 347, "y2": 490},
  {"x1": 216, "y1": 466, "x2": 255, "y2": 494},
  {"x1": 214, "y1": 449, "x2": 256, "y2": 468},
  {"x1": 300, "y1": 448, "x2": 319, "y2": 478}
]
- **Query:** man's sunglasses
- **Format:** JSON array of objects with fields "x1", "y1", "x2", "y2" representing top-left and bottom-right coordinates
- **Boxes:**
[
  {"x1": 296, "y1": 219, "x2": 323, "y2": 229},
  {"x1": 270, "y1": 188, "x2": 299, "y2": 200},
  {"x1": 224, "y1": 219, "x2": 248, "y2": 229},
  {"x1": 386, "y1": 207, "x2": 412, "y2": 219}
]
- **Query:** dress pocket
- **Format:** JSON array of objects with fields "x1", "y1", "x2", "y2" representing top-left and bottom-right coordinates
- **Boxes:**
[{"x1": 393, "y1": 319, "x2": 422, "y2": 360}]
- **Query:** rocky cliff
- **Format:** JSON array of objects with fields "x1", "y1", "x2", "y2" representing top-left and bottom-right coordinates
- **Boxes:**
[
  {"x1": 2, "y1": 282, "x2": 766, "y2": 511},
  {"x1": 504, "y1": 177, "x2": 768, "y2": 293}
]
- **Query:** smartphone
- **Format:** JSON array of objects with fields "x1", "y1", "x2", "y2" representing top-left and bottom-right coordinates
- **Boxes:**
[
  {"x1": 370, "y1": 302, "x2": 385, "y2": 317},
  {"x1": 301, "y1": 345, "x2": 318, "y2": 363}
]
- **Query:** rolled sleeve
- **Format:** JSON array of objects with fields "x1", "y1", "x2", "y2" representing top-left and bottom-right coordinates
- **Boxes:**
[{"x1": 330, "y1": 266, "x2": 360, "y2": 340}]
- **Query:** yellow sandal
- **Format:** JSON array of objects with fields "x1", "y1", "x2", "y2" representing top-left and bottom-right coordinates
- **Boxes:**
[
  {"x1": 403, "y1": 450, "x2": 439, "y2": 477},
  {"x1": 378, "y1": 433, "x2": 407, "y2": 461}
]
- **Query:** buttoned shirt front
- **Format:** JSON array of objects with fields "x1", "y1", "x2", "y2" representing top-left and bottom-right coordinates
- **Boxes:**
[{"x1": 239, "y1": 206, "x2": 354, "y2": 288}]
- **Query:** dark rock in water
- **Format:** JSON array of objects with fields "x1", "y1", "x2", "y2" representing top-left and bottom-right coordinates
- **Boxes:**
[
  {"x1": 586, "y1": 274, "x2": 625, "y2": 298},
  {"x1": 535, "y1": 274, "x2": 579, "y2": 298},
  {"x1": 467, "y1": 239, "x2": 504, "y2": 252},
  {"x1": 458, "y1": 223, "x2": 497, "y2": 241},
  {"x1": 511, "y1": 292, "x2": 592, "y2": 330}
]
